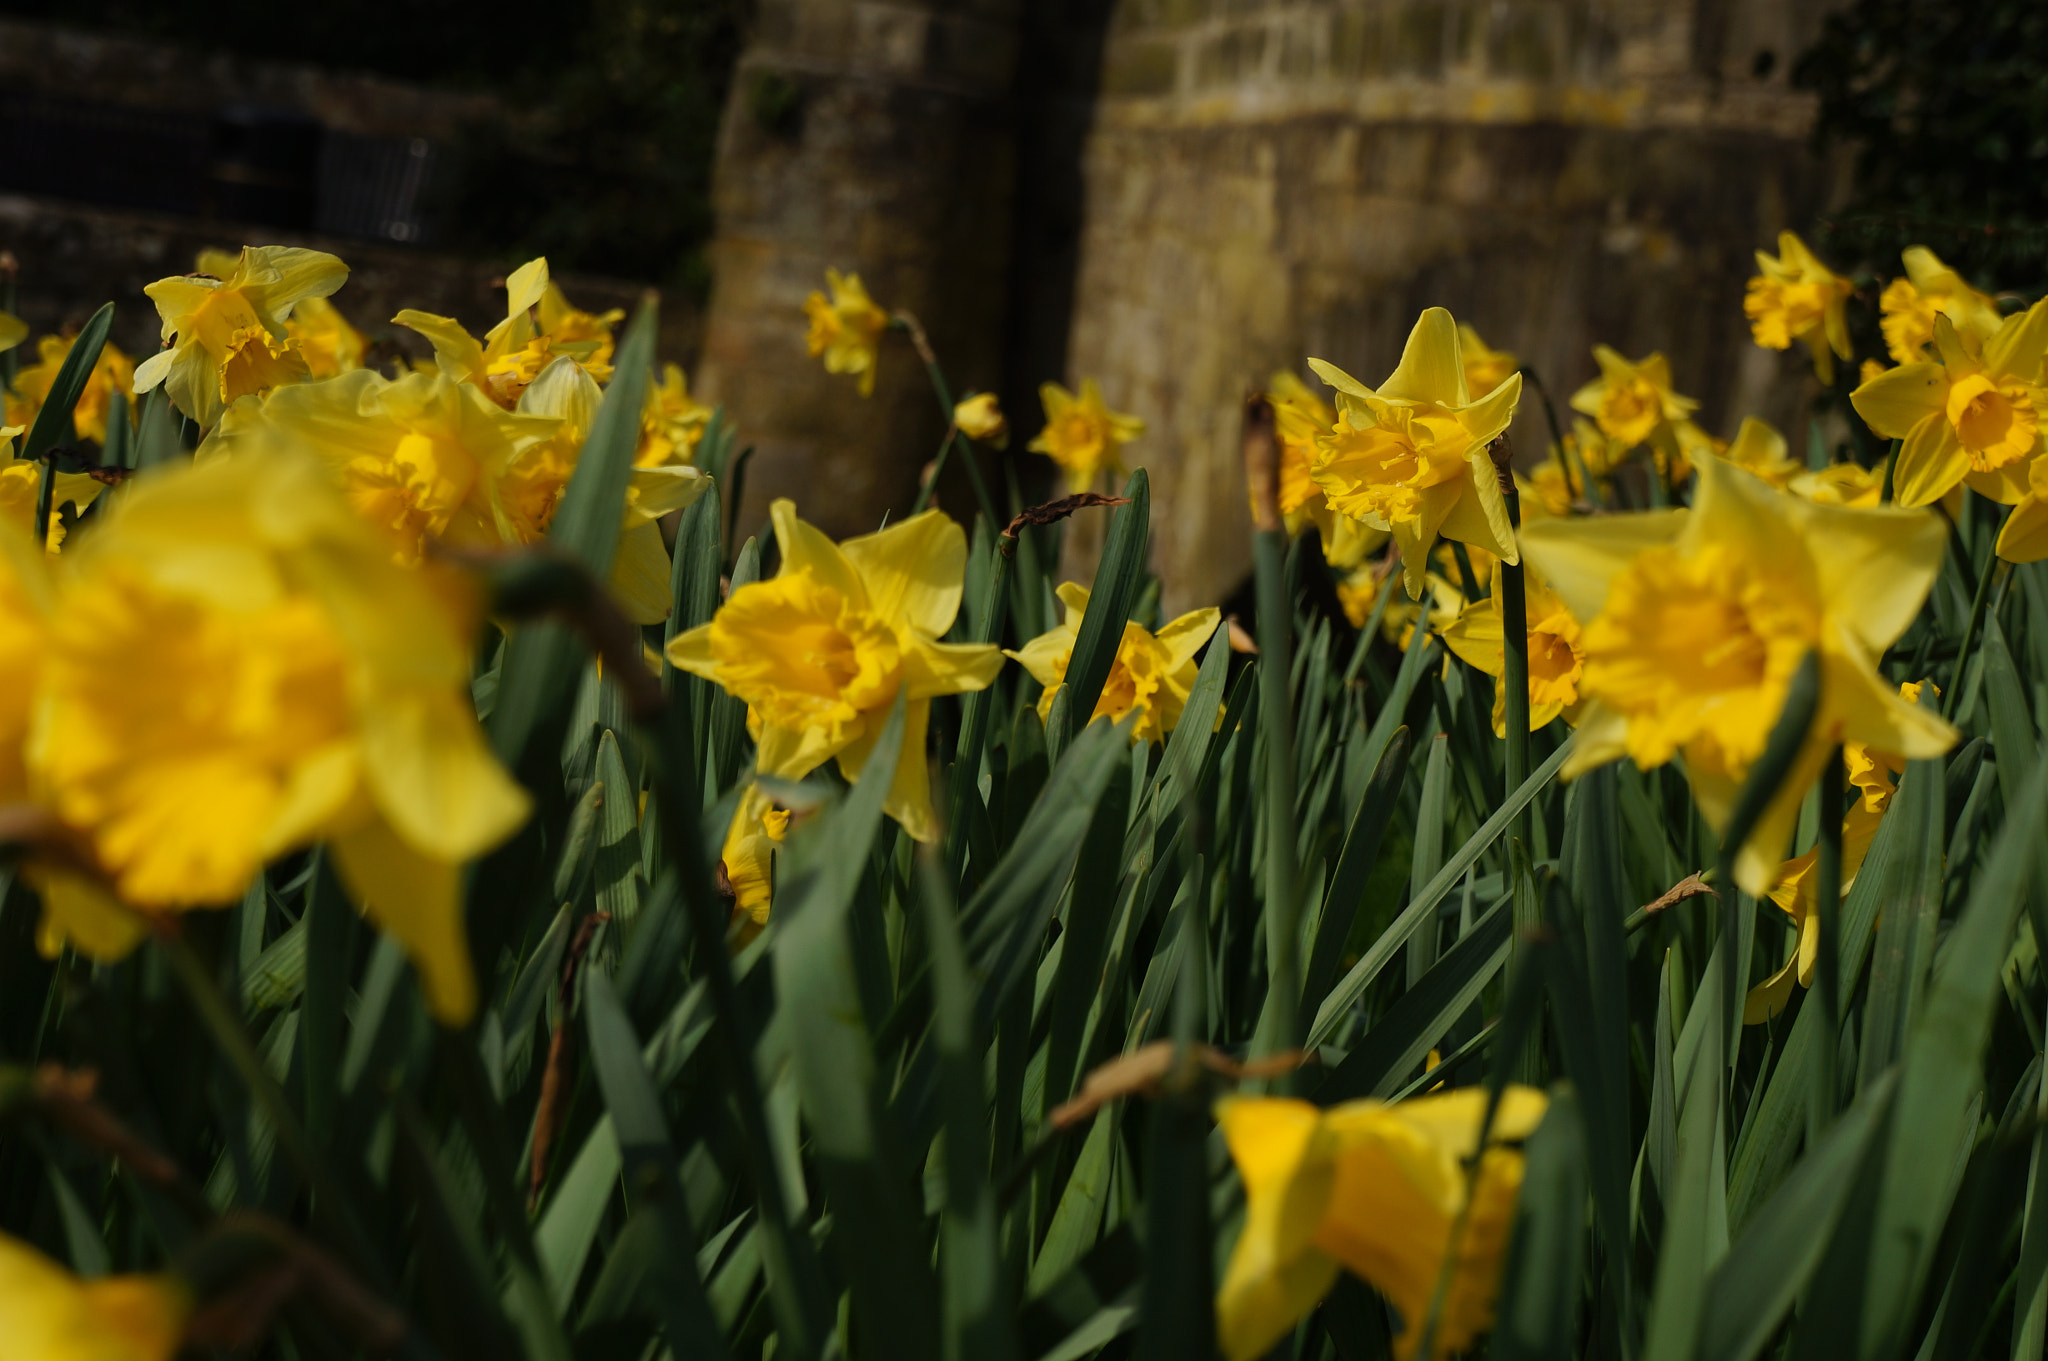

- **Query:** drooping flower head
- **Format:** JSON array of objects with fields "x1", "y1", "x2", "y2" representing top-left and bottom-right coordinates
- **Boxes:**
[
  {"x1": 133, "y1": 245, "x2": 348, "y2": 427},
  {"x1": 1518, "y1": 456, "x2": 1956, "y2": 892},
  {"x1": 638, "y1": 363, "x2": 713, "y2": 467},
  {"x1": 0, "y1": 1229, "x2": 191, "y2": 1361},
  {"x1": 1440, "y1": 569, "x2": 1586, "y2": 735},
  {"x1": 1744, "y1": 231, "x2": 1853, "y2": 382},
  {"x1": 1745, "y1": 682, "x2": 1929, "y2": 1024},
  {"x1": 666, "y1": 500, "x2": 1003, "y2": 842},
  {"x1": 1216, "y1": 1087, "x2": 1549, "y2": 1361},
  {"x1": 1307, "y1": 308, "x2": 1523, "y2": 599},
  {"x1": 1031, "y1": 378, "x2": 1145, "y2": 493},
  {"x1": 395, "y1": 258, "x2": 615, "y2": 409},
  {"x1": 5, "y1": 454, "x2": 531, "y2": 1022},
  {"x1": 1878, "y1": 246, "x2": 2001, "y2": 365},
  {"x1": 1569, "y1": 345, "x2": 1697, "y2": 452},
  {"x1": 6, "y1": 334, "x2": 136, "y2": 446},
  {"x1": 721, "y1": 783, "x2": 791, "y2": 927},
  {"x1": 803, "y1": 269, "x2": 890, "y2": 397},
  {"x1": 953, "y1": 391, "x2": 1008, "y2": 447},
  {"x1": 1006, "y1": 583, "x2": 1220, "y2": 744},
  {"x1": 1852, "y1": 300, "x2": 2048, "y2": 534},
  {"x1": 1455, "y1": 323, "x2": 1518, "y2": 397}
]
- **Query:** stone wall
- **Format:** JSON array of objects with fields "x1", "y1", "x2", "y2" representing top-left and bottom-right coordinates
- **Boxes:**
[
  {"x1": 1066, "y1": 0, "x2": 1847, "y2": 613},
  {"x1": 693, "y1": 0, "x2": 1026, "y2": 543}
]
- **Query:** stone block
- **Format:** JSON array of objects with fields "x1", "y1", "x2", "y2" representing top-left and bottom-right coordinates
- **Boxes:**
[{"x1": 1103, "y1": 39, "x2": 1181, "y2": 96}]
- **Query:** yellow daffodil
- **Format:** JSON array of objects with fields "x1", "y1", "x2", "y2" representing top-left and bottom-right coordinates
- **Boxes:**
[
  {"x1": 1560, "y1": 416, "x2": 1628, "y2": 478},
  {"x1": 803, "y1": 269, "x2": 889, "y2": 397},
  {"x1": 1216, "y1": 1086, "x2": 1548, "y2": 1361},
  {"x1": 6, "y1": 335, "x2": 136, "y2": 446},
  {"x1": 1380, "y1": 567, "x2": 1467, "y2": 650},
  {"x1": 0, "y1": 1229, "x2": 190, "y2": 1361},
  {"x1": 1440, "y1": 572, "x2": 1586, "y2": 734},
  {"x1": 1851, "y1": 300, "x2": 2048, "y2": 513},
  {"x1": 1744, "y1": 231, "x2": 1853, "y2": 382},
  {"x1": 1270, "y1": 371, "x2": 1390, "y2": 566},
  {"x1": 1569, "y1": 346, "x2": 1697, "y2": 452},
  {"x1": 1879, "y1": 246, "x2": 2001, "y2": 365},
  {"x1": 0, "y1": 514, "x2": 45, "y2": 804},
  {"x1": 6, "y1": 454, "x2": 530, "y2": 1023},
  {"x1": 1456, "y1": 323, "x2": 1518, "y2": 396},
  {"x1": 538, "y1": 282, "x2": 623, "y2": 373},
  {"x1": 199, "y1": 368, "x2": 558, "y2": 565},
  {"x1": 1336, "y1": 566, "x2": 1382, "y2": 629},
  {"x1": 1006, "y1": 583, "x2": 1219, "y2": 743},
  {"x1": 954, "y1": 391, "x2": 1008, "y2": 447},
  {"x1": 1519, "y1": 456, "x2": 1956, "y2": 892},
  {"x1": 1714, "y1": 416, "x2": 1801, "y2": 489},
  {"x1": 507, "y1": 357, "x2": 709, "y2": 622},
  {"x1": 638, "y1": 363, "x2": 713, "y2": 467},
  {"x1": 0, "y1": 437, "x2": 102, "y2": 553},
  {"x1": 135, "y1": 246, "x2": 347, "y2": 427},
  {"x1": 1307, "y1": 308, "x2": 1523, "y2": 600},
  {"x1": 199, "y1": 248, "x2": 364, "y2": 380},
  {"x1": 666, "y1": 500, "x2": 1002, "y2": 842},
  {"x1": 721, "y1": 783, "x2": 790, "y2": 927},
  {"x1": 0, "y1": 311, "x2": 24, "y2": 354},
  {"x1": 1789, "y1": 461, "x2": 1884, "y2": 508},
  {"x1": 1860, "y1": 358, "x2": 1889, "y2": 386},
  {"x1": 1031, "y1": 378, "x2": 1145, "y2": 494},
  {"x1": 396, "y1": 258, "x2": 613, "y2": 409},
  {"x1": 1745, "y1": 683, "x2": 1926, "y2": 1023}
]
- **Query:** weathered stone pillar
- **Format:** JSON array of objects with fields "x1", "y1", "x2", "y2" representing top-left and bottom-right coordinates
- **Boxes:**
[
  {"x1": 1065, "y1": 0, "x2": 1846, "y2": 614},
  {"x1": 695, "y1": 0, "x2": 1024, "y2": 543}
]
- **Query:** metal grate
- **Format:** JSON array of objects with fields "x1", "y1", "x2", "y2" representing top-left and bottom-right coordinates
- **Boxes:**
[{"x1": 316, "y1": 132, "x2": 439, "y2": 246}]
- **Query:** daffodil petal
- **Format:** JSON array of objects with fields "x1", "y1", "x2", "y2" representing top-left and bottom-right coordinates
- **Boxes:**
[
  {"x1": 1561, "y1": 702, "x2": 1629, "y2": 778},
  {"x1": 1892, "y1": 414, "x2": 1968, "y2": 508},
  {"x1": 1743, "y1": 950, "x2": 1800, "y2": 1025},
  {"x1": 1379, "y1": 307, "x2": 1465, "y2": 406},
  {"x1": 840, "y1": 508, "x2": 967, "y2": 639},
  {"x1": 837, "y1": 697, "x2": 938, "y2": 843},
  {"x1": 770, "y1": 499, "x2": 868, "y2": 608},
  {"x1": 330, "y1": 816, "x2": 476, "y2": 1025},
  {"x1": 1849, "y1": 362, "x2": 1945, "y2": 440},
  {"x1": 1517, "y1": 509, "x2": 1688, "y2": 626},
  {"x1": 1801, "y1": 499, "x2": 1946, "y2": 656},
  {"x1": 360, "y1": 690, "x2": 533, "y2": 861},
  {"x1": 904, "y1": 637, "x2": 1005, "y2": 700},
  {"x1": 1997, "y1": 496, "x2": 2048, "y2": 563},
  {"x1": 1155, "y1": 606, "x2": 1222, "y2": 671},
  {"x1": 393, "y1": 309, "x2": 487, "y2": 383}
]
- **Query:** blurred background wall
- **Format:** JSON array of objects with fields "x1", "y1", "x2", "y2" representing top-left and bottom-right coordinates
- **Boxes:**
[{"x1": 2, "y1": 0, "x2": 2042, "y2": 611}]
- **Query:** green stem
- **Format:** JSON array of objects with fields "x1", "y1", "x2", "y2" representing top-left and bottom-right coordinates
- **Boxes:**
[
  {"x1": 896, "y1": 314, "x2": 1002, "y2": 533},
  {"x1": 944, "y1": 536, "x2": 1013, "y2": 888},
  {"x1": 1945, "y1": 525, "x2": 1998, "y2": 721},
  {"x1": 1499, "y1": 475, "x2": 1531, "y2": 840},
  {"x1": 1251, "y1": 525, "x2": 1303, "y2": 1074},
  {"x1": 32, "y1": 456, "x2": 54, "y2": 553},
  {"x1": 1811, "y1": 745, "x2": 1845, "y2": 1131},
  {"x1": 1880, "y1": 437, "x2": 1902, "y2": 504},
  {"x1": 1519, "y1": 365, "x2": 1601, "y2": 508}
]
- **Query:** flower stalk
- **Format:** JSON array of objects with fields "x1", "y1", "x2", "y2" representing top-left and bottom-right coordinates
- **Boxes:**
[{"x1": 896, "y1": 311, "x2": 1003, "y2": 534}]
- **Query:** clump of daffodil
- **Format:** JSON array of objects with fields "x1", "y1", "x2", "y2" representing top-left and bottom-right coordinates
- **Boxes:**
[
  {"x1": 0, "y1": 311, "x2": 23, "y2": 354},
  {"x1": 1307, "y1": 308, "x2": 1523, "y2": 600},
  {"x1": 721, "y1": 784, "x2": 791, "y2": 930},
  {"x1": 397, "y1": 258, "x2": 614, "y2": 409},
  {"x1": 667, "y1": 501, "x2": 1002, "y2": 842},
  {"x1": 1569, "y1": 345, "x2": 1697, "y2": 460},
  {"x1": 0, "y1": 434, "x2": 102, "y2": 553},
  {"x1": 1744, "y1": 231, "x2": 1853, "y2": 382},
  {"x1": 7, "y1": 333, "x2": 135, "y2": 446},
  {"x1": 1441, "y1": 569, "x2": 1585, "y2": 734},
  {"x1": 1745, "y1": 683, "x2": 1927, "y2": 1023},
  {"x1": 1456, "y1": 323, "x2": 1518, "y2": 396},
  {"x1": 804, "y1": 268, "x2": 890, "y2": 398},
  {"x1": 1216, "y1": 1086, "x2": 1549, "y2": 1361},
  {"x1": 1519, "y1": 455, "x2": 1956, "y2": 892},
  {"x1": 0, "y1": 1229, "x2": 191, "y2": 1361},
  {"x1": 1713, "y1": 416, "x2": 1801, "y2": 489},
  {"x1": 198, "y1": 248, "x2": 363, "y2": 380},
  {"x1": 1852, "y1": 302, "x2": 2048, "y2": 522},
  {"x1": 1007, "y1": 583, "x2": 1219, "y2": 743},
  {"x1": 1, "y1": 454, "x2": 530, "y2": 1023},
  {"x1": 1031, "y1": 378, "x2": 1145, "y2": 493},
  {"x1": 1879, "y1": 246, "x2": 2001, "y2": 365},
  {"x1": 953, "y1": 391, "x2": 1008, "y2": 446},
  {"x1": 638, "y1": 363, "x2": 713, "y2": 467},
  {"x1": 134, "y1": 245, "x2": 348, "y2": 427}
]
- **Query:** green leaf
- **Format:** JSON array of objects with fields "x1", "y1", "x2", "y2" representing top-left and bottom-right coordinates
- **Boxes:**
[
  {"x1": 131, "y1": 387, "x2": 183, "y2": 469},
  {"x1": 1059, "y1": 470, "x2": 1150, "y2": 741},
  {"x1": 1316, "y1": 894, "x2": 1511, "y2": 1102},
  {"x1": 22, "y1": 302, "x2": 112, "y2": 463},
  {"x1": 548, "y1": 295, "x2": 656, "y2": 577},
  {"x1": 1697, "y1": 1073, "x2": 1897, "y2": 1361},
  {"x1": 1857, "y1": 752, "x2": 1946, "y2": 1088},
  {"x1": 1308, "y1": 740, "x2": 1569, "y2": 1049},
  {"x1": 1406, "y1": 732, "x2": 1453, "y2": 986},
  {"x1": 1494, "y1": 1087, "x2": 1589, "y2": 1361},
  {"x1": 1301, "y1": 726, "x2": 1412, "y2": 1016},
  {"x1": 1027, "y1": 1106, "x2": 1116, "y2": 1297}
]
